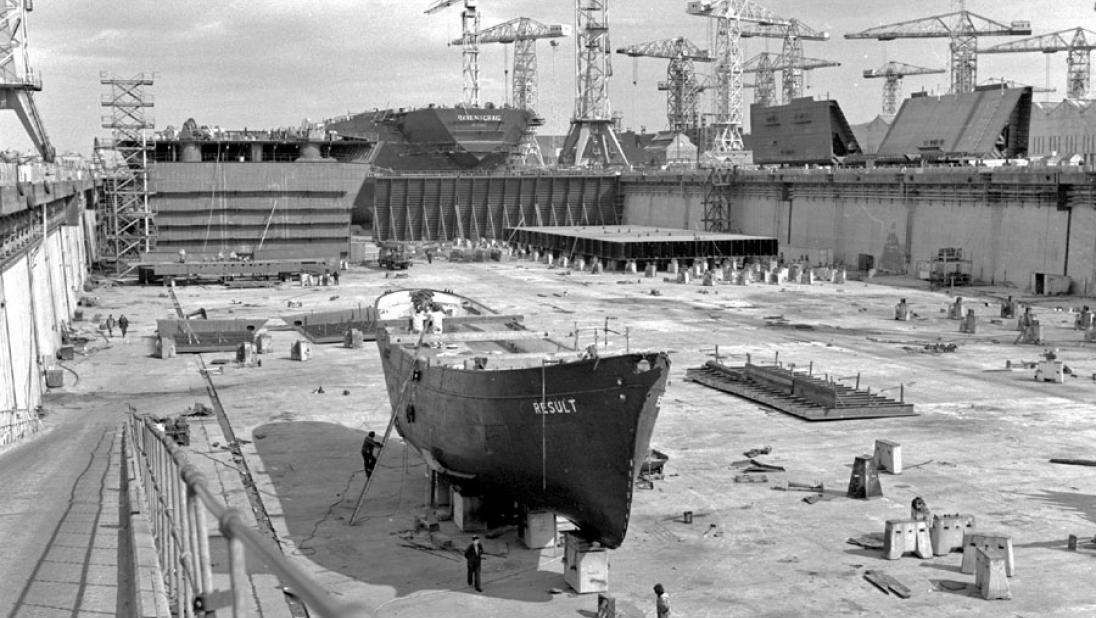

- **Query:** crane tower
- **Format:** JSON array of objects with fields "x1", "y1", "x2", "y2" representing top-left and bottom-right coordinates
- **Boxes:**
[
  {"x1": 0, "y1": 0, "x2": 51, "y2": 160},
  {"x1": 616, "y1": 37, "x2": 712, "y2": 134},
  {"x1": 980, "y1": 28, "x2": 1096, "y2": 100},
  {"x1": 741, "y1": 19, "x2": 829, "y2": 104},
  {"x1": 743, "y1": 52, "x2": 840, "y2": 107},
  {"x1": 862, "y1": 61, "x2": 945, "y2": 116},
  {"x1": 426, "y1": 0, "x2": 482, "y2": 107},
  {"x1": 457, "y1": 18, "x2": 569, "y2": 167},
  {"x1": 845, "y1": 3, "x2": 1031, "y2": 95},
  {"x1": 686, "y1": 0, "x2": 790, "y2": 165},
  {"x1": 558, "y1": 0, "x2": 627, "y2": 168}
]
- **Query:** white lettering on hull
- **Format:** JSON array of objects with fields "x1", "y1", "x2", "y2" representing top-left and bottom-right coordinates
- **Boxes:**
[{"x1": 533, "y1": 398, "x2": 578, "y2": 415}]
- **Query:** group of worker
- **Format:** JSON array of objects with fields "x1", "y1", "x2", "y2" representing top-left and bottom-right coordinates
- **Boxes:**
[
  {"x1": 103, "y1": 314, "x2": 130, "y2": 341},
  {"x1": 410, "y1": 303, "x2": 446, "y2": 338},
  {"x1": 300, "y1": 269, "x2": 340, "y2": 287}
]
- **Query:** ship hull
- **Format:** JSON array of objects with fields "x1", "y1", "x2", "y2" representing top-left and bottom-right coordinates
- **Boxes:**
[{"x1": 374, "y1": 290, "x2": 669, "y2": 548}]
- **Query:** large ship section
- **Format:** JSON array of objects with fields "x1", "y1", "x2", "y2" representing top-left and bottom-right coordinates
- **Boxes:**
[{"x1": 324, "y1": 106, "x2": 533, "y2": 171}]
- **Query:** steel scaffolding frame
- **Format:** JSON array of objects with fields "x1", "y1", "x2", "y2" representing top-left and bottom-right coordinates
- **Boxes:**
[{"x1": 96, "y1": 73, "x2": 155, "y2": 275}]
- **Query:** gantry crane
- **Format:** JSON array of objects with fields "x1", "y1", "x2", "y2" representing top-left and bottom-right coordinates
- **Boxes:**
[
  {"x1": 980, "y1": 28, "x2": 1096, "y2": 100},
  {"x1": 742, "y1": 19, "x2": 830, "y2": 106},
  {"x1": 616, "y1": 37, "x2": 712, "y2": 134},
  {"x1": 426, "y1": 0, "x2": 482, "y2": 107},
  {"x1": 742, "y1": 52, "x2": 840, "y2": 107},
  {"x1": 558, "y1": 0, "x2": 628, "y2": 168},
  {"x1": 0, "y1": 0, "x2": 51, "y2": 161},
  {"x1": 845, "y1": 1, "x2": 1031, "y2": 95},
  {"x1": 686, "y1": 0, "x2": 791, "y2": 163},
  {"x1": 456, "y1": 17, "x2": 570, "y2": 167},
  {"x1": 862, "y1": 61, "x2": 946, "y2": 116}
]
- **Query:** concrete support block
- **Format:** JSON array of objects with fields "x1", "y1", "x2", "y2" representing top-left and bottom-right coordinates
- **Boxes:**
[
  {"x1": 452, "y1": 487, "x2": 487, "y2": 532},
  {"x1": 834, "y1": 268, "x2": 846, "y2": 284},
  {"x1": 975, "y1": 548, "x2": 1012, "y2": 600},
  {"x1": 559, "y1": 256, "x2": 569, "y2": 269},
  {"x1": 883, "y1": 519, "x2": 933, "y2": 560},
  {"x1": 693, "y1": 263, "x2": 704, "y2": 277},
  {"x1": 961, "y1": 533, "x2": 1014, "y2": 576},
  {"x1": 290, "y1": 340, "x2": 311, "y2": 361},
  {"x1": 575, "y1": 258, "x2": 586, "y2": 271},
  {"x1": 344, "y1": 329, "x2": 364, "y2": 349},
  {"x1": 644, "y1": 264, "x2": 657, "y2": 278},
  {"x1": 625, "y1": 260, "x2": 637, "y2": 274},
  {"x1": 158, "y1": 336, "x2": 176, "y2": 359},
  {"x1": 563, "y1": 531, "x2": 609, "y2": 594},
  {"x1": 591, "y1": 260, "x2": 603, "y2": 274},
  {"x1": 236, "y1": 342, "x2": 255, "y2": 364},
  {"x1": 873, "y1": 440, "x2": 901, "y2": 474},
  {"x1": 678, "y1": 270, "x2": 690, "y2": 284},
  {"x1": 847, "y1": 455, "x2": 883, "y2": 499},
  {"x1": 546, "y1": 254, "x2": 554, "y2": 266},
  {"x1": 532, "y1": 251, "x2": 540, "y2": 263},
  {"x1": 931, "y1": 514, "x2": 976, "y2": 556},
  {"x1": 668, "y1": 259, "x2": 679, "y2": 275},
  {"x1": 522, "y1": 509, "x2": 557, "y2": 549},
  {"x1": 255, "y1": 333, "x2": 274, "y2": 354}
]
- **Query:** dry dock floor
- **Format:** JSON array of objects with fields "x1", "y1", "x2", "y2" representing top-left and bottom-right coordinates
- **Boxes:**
[{"x1": 75, "y1": 257, "x2": 1096, "y2": 617}]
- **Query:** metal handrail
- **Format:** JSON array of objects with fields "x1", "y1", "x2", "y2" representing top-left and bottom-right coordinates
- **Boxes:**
[{"x1": 127, "y1": 414, "x2": 372, "y2": 617}]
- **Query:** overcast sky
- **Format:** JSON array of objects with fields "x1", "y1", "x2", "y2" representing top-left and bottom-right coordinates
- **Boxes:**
[{"x1": 8, "y1": 0, "x2": 1095, "y2": 155}]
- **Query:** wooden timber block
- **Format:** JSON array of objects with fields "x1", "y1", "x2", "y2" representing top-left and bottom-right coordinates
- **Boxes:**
[
  {"x1": 961, "y1": 533, "x2": 1014, "y2": 576},
  {"x1": 883, "y1": 519, "x2": 932, "y2": 560},
  {"x1": 863, "y1": 570, "x2": 911, "y2": 599},
  {"x1": 975, "y1": 547, "x2": 1011, "y2": 600},
  {"x1": 931, "y1": 514, "x2": 976, "y2": 556},
  {"x1": 873, "y1": 440, "x2": 902, "y2": 474}
]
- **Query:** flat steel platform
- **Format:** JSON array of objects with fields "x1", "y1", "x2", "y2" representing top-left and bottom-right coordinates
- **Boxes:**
[
  {"x1": 686, "y1": 361, "x2": 916, "y2": 421},
  {"x1": 506, "y1": 225, "x2": 778, "y2": 263}
]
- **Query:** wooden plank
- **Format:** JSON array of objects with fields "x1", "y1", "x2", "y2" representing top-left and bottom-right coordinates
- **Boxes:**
[{"x1": 389, "y1": 330, "x2": 551, "y2": 344}]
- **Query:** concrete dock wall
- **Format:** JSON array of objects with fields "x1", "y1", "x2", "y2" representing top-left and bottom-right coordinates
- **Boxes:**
[
  {"x1": 0, "y1": 187, "x2": 90, "y2": 446},
  {"x1": 622, "y1": 169, "x2": 1092, "y2": 291}
]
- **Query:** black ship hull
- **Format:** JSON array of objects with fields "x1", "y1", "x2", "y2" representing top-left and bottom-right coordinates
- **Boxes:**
[{"x1": 374, "y1": 289, "x2": 669, "y2": 548}]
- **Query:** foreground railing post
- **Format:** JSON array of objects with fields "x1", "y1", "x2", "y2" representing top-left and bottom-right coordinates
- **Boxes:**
[{"x1": 223, "y1": 510, "x2": 248, "y2": 617}]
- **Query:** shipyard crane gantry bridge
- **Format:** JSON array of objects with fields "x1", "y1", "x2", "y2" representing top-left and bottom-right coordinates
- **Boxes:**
[
  {"x1": 686, "y1": 0, "x2": 791, "y2": 164},
  {"x1": 980, "y1": 28, "x2": 1096, "y2": 100},
  {"x1": 455, "y1": 17, "x2": 569, "y2": 167},
  {"x1": 862, "y1": 61, "x2": 945, "y2": 116},
  {"x1": 616, "y1": 37, "x2": 712, "y2": 134},
  {"x1": 741, "y1": 19, "x2": 829, "y2": 107},
  {"x1": 845, "y1": 2, "x2": 1031, "y2": 95},
  {"x1": 743, "y1": 52, "x2": 840, "y2": 108},
  {"x1": 426, "y1": 0, "x2": 482, "y2": 107}
]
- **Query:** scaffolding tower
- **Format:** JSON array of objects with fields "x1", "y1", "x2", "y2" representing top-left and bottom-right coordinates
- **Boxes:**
[
  {"x1": 701, "y1": 167, "x2": 738, "y2": 232},
  {"x1": 96, "y1": 73, "x2": 155, "y2": 276}
]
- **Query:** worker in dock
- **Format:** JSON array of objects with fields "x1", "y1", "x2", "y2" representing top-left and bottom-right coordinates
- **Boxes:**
[
  {"x1": 465, "y1": 535, "x2": 484, "y2": 592},
  {"x1": 960, "y1": 308, "x2": 977, "y2": 334},
  {"x1": 1075, "y1": 305, "x2": 1092, "y2": 330},
  {"x1": 947, "y1": 296, "x2": 963, "y2": 320},
  {"x1": 104, "y1": 314, "x2": 116, "y2": 338},
  {"x1": 894, "y1": 298, "x2": 910, "y2": 321},
  {"x1": 1001, "y1": 296, "x2": 1017, "y2": 319},
  {"x1": 331, "y1": 269, "x2": 339, "y2": 286},
  {"x1": 118, "y1": 314, "x2": 130, "y2": 342},
  {"x1": 1015, "y1": 307, "x2": 1040, "y2": 344},
  {"x1": 361, "y1": 431, "x2": 383, "y2": 477},
  {"x1": 653, "y1": 583, "x2": 671, "y2": 618}
]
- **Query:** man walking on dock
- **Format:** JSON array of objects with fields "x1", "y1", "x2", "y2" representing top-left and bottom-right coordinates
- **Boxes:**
[
  {"x1": 465, "y1": 535, "x2": 484, "y2": 592},
  {"x1": 653, "y1": 583, "x2": 671, "y2": 617},
  {"x1": 117, "y1": 314, "x2": 129, "y2": 342},
  {"x1": 104, "y1": 315, "x2": 116, "y2": 338}
]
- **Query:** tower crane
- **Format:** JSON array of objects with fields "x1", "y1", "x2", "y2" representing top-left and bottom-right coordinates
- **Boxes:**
[
  {"x1": 616, "y1": 37, "x2": 712, "y2": 134},
  {"x1": 686, "y1": 0, "x2": 791, "y2": 163},
  {"x1": 426, "y1": 0, "x2": 482, "y2": 107},
  {"x1": 979, "y1": 28, "x2": 1096, "y2": 100},
  {"x1": 844, "y1": 2, "x2": 1031, "y2": 95},
  {"x1": 456, "y1": 17, "x2": 570, "y2": 167},
  {"x1": 742, "y1": 52, "x2": 840, "y2": 108},
  {"x1": 862, "y1": 61, "x2": 946, "y2": 116},
  {"x1": 558, "y1": 0, "x2": 628, "y2": 168},
  {"x1": 0, "y1": 0, "x2": 51, "y2": 161},
  {"x1": 741, "y1": 19, "x2": 830, "y2": 106}
]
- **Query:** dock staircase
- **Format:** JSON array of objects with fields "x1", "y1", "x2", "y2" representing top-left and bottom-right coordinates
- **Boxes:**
[{"x1": 685, "y1": 361, "x2": 916, "y2": 421}]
